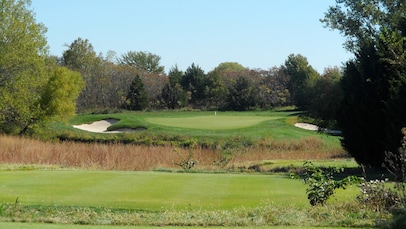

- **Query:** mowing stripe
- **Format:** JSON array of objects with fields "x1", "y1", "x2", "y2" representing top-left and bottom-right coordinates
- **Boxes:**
[{"x1": 0, "y1": 170, "x2": 308, "y2": 210}]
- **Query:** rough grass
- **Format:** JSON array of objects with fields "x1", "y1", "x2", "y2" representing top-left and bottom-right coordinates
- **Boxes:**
[
  {"x1": 0, "y1": 135, "x2": 346, "y2": 171},
  {"x1": 0, "y1": 203, "x2": 379, "y2": 228},
  {"x1": 0, "y1": 223, "x2": 375, "y2": 229}
]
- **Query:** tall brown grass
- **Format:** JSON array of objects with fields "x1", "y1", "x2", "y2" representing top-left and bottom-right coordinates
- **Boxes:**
[{"x1": 0, "y1": 135, "x2": 346, "y2": 171}]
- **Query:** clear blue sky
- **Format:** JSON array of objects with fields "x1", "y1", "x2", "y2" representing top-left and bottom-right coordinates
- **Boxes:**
[{"x1": 31, "y1": 0, "x2": 352, "y2": 73}]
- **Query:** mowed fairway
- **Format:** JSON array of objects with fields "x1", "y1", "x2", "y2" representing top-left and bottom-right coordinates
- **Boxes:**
[
  {"x1": 146, "y1": 115, "x2": 278, "y2": 130},
  {"x1": 0, "y1": 170, "x2": 312, "y2": 210}
]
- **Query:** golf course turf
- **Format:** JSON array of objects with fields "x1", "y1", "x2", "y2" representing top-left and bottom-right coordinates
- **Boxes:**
[
  {"x1": 66, "y1": 110, "x2": 342, "y2": 146},
  {"x1": 145, "y1": 115, "x2": 279, "y2": 130},
  {"x1": 0, "y1": 110, "x2": 377, "y2": 228},
  {"x1": 0, "y1": 170, "x2": 313, "y2": 210}
]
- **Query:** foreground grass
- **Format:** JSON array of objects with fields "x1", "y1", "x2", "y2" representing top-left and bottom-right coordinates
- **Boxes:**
[
  {"x1": 0, "y1": 170, "x2": 310, "y2": 210},
  {"x1": 0, "y1": 168, "x2": 383, "y2": 227},
  {"x1": 0, "y1": 222, "x2": 376, "y2": 229},
  {"x1": 0, "y1": 109, "x2": 381, "y2": 227}
]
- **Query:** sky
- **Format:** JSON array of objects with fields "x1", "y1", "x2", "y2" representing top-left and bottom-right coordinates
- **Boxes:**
[{"x1": 31, "y1": 0, "x2": 353, "y2": 74}]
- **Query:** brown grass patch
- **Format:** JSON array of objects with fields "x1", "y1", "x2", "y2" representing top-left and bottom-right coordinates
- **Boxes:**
[{"x1": 0, "y1": 135, "x2": 346, "y2": 171}]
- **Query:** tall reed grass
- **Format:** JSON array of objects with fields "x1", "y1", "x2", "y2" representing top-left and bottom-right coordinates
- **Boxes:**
[{"x1": 0, "y1": 135, "x2": 346, "y2": 171}]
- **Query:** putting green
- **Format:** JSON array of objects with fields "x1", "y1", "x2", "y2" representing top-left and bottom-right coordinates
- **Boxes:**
[{"x1": 146, "y1": 115, "x2": 278, "y2": 130}]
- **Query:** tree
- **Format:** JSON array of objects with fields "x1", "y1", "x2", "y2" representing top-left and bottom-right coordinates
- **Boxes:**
[
  {"x1": 62, "y1": 38, "x2": 98, "y2": 75},
  {"x1": 161, "y1": 66, "x2": 187, "y2": 109},
  {"x1": 323, "y1": 0, "x2": 406, "y2": 167},
  {"x1": 109, "y1": 64, "x2": 139, "y2": 108},
  {"x1": 161, "y1": 83, "x2": 186, "y2": 109},
  {"x1": 0, "y1": 1, "x2": 84, "y2": 135},
  {"x1": 139, "y1": 72, "x2": 168, "y2": 109},
  {"x1": 0, "y1": 0, "x2": 48, "y2": 135},
  {"x1": 119, "y1": 51, "x2": 165, "y2": 74},
  {"x1": 62, "y1": 38, "x2": 101, "y2": 111},
  {"x1": 125, "y1": 74, "x2": 149, "y2": 110},
  {"x1": 257, "y1": 66, "x2": 291, "y2": 108},
  {"x1": 62, "y1": 38, "x2": 122, "y2": 111},
  {"x1": 307, "y1": 67, "x2": 343, "y2": 128},
  {"x1": 227, "y1": 75, "x2": 258, "y2": 111},
  {"x1": 284, "y1": 54, "x2": 320, "y2": 110},
  {"x1": 40, "y1": 67, "x2": 84, "y2": 120},
  {"x1": 321, "y1": 0, "x2": 406, "y2": 52},
  {"x1": 181, "y1": 63, "x2": 206, "y2": 107},
  {"x1": 167, "y1": 65, "x2": 184, "y2": 87},
  {"x1": 211, "y1": 62, "x2": 246, "y2": 73},
  {"x1": 204, "y1": 70, "x2": 228, "y2": 110}
]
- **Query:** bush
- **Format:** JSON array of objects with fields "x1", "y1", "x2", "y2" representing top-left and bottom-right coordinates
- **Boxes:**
[
  {"x1": 173, "y1": 149, "x2": 198, "y2": 171},
  {"x1": 357, "y1": 178, "x2": 400, "y2": 212},
  {"x1": 302, "y1": 161, "x2": 360, "y2": 206}
]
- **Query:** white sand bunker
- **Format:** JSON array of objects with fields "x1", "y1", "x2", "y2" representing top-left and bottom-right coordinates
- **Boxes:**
[
  {"x1": 294, "y1": 123, "x2": 342, "y2": 135},
  {"x1": 73, "y1": 119, "x2": 136, "y2": 133},
  {"x1": 294, "y1": 123, "x2": 319, "y2": 131}
]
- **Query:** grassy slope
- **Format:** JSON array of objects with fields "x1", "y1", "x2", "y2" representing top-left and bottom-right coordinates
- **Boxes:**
[
  {"x1": 57, "y1": 110, "x2": 341, "y2": 147},
  {"x1": 0, "y1": 170, "x2": 358, "y2": 211}
]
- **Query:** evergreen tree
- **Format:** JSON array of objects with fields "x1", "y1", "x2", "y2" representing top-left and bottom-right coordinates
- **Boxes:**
[
  {"x1": 338, "y1": 44, "x2": 390, "y2": 167},
  {"x1": 125, "y1": 75, "x2": 148, "y2": 110},
  {"x1": 323, "y1": 0, "x2": 406, "y2": 167},
  {"x1": 181, "y1": 63, "x2": 205, "y2": 106}
]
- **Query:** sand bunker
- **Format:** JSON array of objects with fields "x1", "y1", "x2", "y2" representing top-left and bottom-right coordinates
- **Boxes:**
[
  {"x1": 73, "y1": 119, "x2": 136, "y2": 133},
  {"x1": 294, "y1": 123, "x2": 319, "y2": 131},
  {"x1": 294, "y1": 123, "x2": 342, "y2": 135}
]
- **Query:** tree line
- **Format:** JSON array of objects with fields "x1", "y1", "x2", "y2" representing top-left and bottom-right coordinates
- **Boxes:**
[{"x1": 59, "y1": 37, "x2": 341, "y2": 117}]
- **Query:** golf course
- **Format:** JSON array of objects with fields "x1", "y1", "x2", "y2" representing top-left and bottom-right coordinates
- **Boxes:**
[{"x1": 0, "y1": 110, "x2": 383, "y2": 228}]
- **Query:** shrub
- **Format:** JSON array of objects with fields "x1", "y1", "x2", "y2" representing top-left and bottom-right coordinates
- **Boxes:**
[
  {"x1": 301, "y1": 161, "x2": 360, "y2": 206},
  {"x1": 357, "y1": 178, "x2": 400, "y2": 212},
  {"x1": 173, "y1": 149, "x2": 198, "y2": 171},
  {"x1": 365, "y1": 134, "x2": 406, "y2": 229}
]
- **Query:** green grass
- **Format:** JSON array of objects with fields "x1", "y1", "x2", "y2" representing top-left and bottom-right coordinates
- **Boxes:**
[
  {"x1": 53, "y1": 110, "x2": 341, "y2": 148},
  {"x1": 0, "y1": 169, "x2": 372, "y2": 228},
  {"x1": 0, "y1": 169, "x2": 360, "y2": 211},
  {"x1": 260, "y1": 158, "x2": 359, "y2": 171},
  {"x1": 0, "y1": 170, "x2": 314, "y2": 210},
  {"x1": 0, "y1": 222, "x2": 374, "y2": 229},
  {"x1": 9, "y1": 109, "x2": 371, "y2": 228},
  {"x1": 146, "y1": 114, "x2": 279, "y2": 130}
]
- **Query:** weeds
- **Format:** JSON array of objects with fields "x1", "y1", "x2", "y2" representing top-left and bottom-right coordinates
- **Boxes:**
[
  {"x1": 0, "y1": 202, "x2": 382, "y2": 227},
  {"x1": 173, "y1": 148, "x2": 198, "y2": 171},
  {"x1": 0, "y1": 135, "x2": 346, "y2": 171},
  {"x1": 358, "y1": 178, "x2": 400, "y2": 212},
  {"x1": 357, "y1": 134, "x2": 406, "y2": 229}
]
